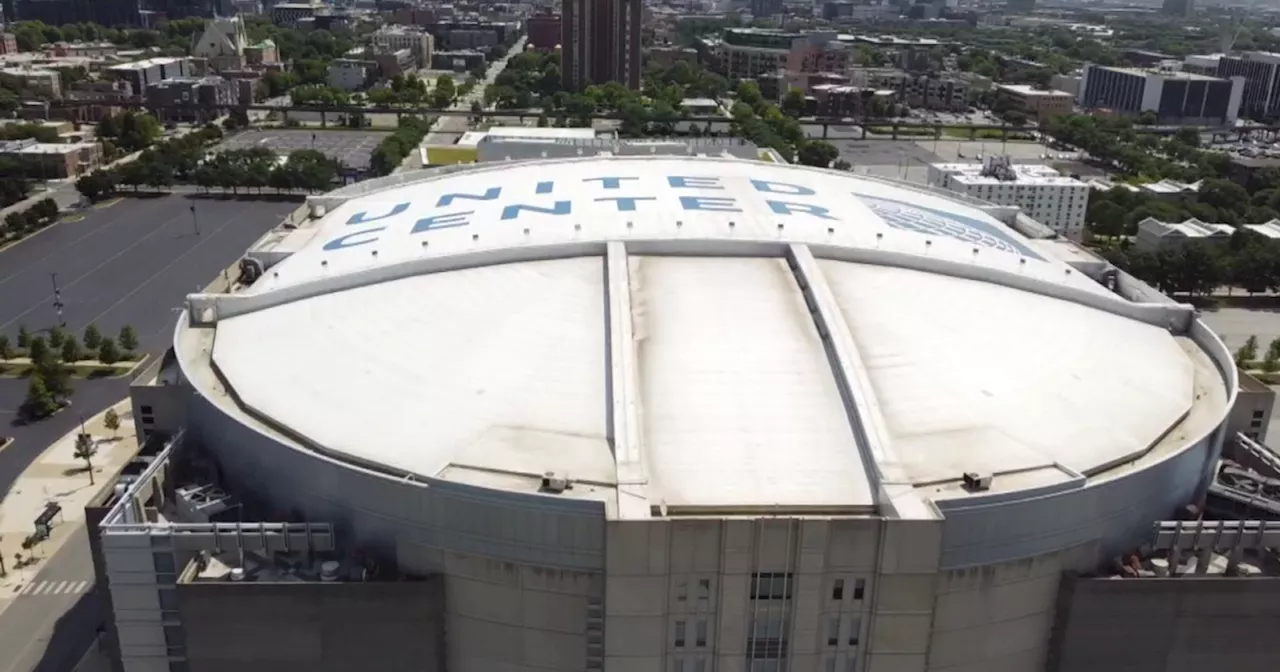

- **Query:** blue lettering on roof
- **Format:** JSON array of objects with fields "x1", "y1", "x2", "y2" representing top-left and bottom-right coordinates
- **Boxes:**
[
  {"x1": 854, "y1": 193, "x2": 1044, "y2": 261},
  {"x1": 501, "y1": 201, "x2": 572, "y2": 220},
  {"x1": 437, "y1": 187, "x2": 502, "y2": 207},
  {"x1": 346, "y1": 202, "x2": 408, "y2": 226}
]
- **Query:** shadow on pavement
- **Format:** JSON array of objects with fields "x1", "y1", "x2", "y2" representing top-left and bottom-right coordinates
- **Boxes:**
[{"x1": 28, "y1": 587, "x2": 106, "y2": 672}]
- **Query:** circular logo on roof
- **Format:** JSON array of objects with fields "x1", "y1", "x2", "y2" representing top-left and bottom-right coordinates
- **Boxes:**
[{"x1": 859, "y1": 196, "x2": 1032, "y2": 258}]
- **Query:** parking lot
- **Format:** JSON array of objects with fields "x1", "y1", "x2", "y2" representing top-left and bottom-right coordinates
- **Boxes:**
[
  {"x1": 0, "y1": 195, "x2": 297, "y2": 464},
  {"x1": 216, "y1": 129, "x2": 388, "y2": 170}
]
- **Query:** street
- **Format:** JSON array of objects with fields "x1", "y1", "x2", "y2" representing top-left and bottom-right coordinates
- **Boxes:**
[
  {"x1": 0, "y1": 526, "x2": 101, "y2": 672},
  {"x1": 423, "y1": 35, "x2": 527, "y2": 147}
]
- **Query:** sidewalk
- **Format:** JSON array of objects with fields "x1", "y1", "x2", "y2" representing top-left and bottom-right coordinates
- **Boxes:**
[{"x1": 0, "y1": 401, "x2": 138, "y2": 613}]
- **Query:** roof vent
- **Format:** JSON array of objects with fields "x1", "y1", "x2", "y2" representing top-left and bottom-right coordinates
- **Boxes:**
[
  {"x1": 541, "y1": 471, "x2": 571, "y2": 494},
  {"x1": 962, "y1": 472, "x2": 992, "y2": 492}
]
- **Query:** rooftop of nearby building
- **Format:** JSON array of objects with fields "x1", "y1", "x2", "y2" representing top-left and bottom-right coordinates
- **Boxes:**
[
  {"x1": 1139, "y1": 217, "x2": 1234, "y2": 238},
  {"x1": 107, "y1": 56, "x2": 185, "y2": 71},
  {"x1": 1090, "y1": 65, "x2": 1227, "y2": 82},
  {"x1": 994, "y1": 83, "x2": 1074, "y2": 97},
  {"x1": 932, "y1": 161, "x2": 1086, "y2": 187}
]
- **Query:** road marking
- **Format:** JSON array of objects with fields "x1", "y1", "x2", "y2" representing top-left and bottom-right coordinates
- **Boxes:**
[
  {"x1": 93, "y1": 197, "x2": 123, "y2": 210},
  {"x1": 18, "y1": 579, "x2": 91, "y2": 597}
]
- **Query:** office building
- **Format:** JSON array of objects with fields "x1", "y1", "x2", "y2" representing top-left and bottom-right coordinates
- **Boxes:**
[
  {"x1": 326, "y1": 59, "x2": 370, "y2": 91},
  {"x1": 1183, "y1": 53, "x2": 1223, "y2": 77},
  {"x1": 0, "y1": 65, "x2": 62, "y2": 98},
  {"x1": 928, "y1": 156, "x2": 1091, "y2": 239},
  {"x1": 14, "y1": 0, "x2": 141, "y2": 26},
  {"x1": 107, "y1": 57, "x2": 190, "y2": 99},
  {"x1": 526, "y1": 13, "x2": 561, "y2": 50},
  {"x1": 562, "y1": 0, "x2": 642, "y2": 91},
  {"x1": 373, "y1": 26, "x2": 434, "y2": 66},
  {"x1": 1162, "y1": 0, "x2": 1194, "y2": 17},
  {"x1": 270, "y1": 1, "x2": 317, "y2": 26},
  {"x1": 145, "y1": 75, "x2": 234, "y2": 123},
  {"x1": 92, "y1": 154, "x2": 1277, "y2": 672},
  {"x1": 1216, "y1": 51, "x2": 1280, "y2": 119},
  {"x1": 751, "y1": 0, "x2": 783, "y2": 17},
  {"x1": 149, "y1": 0, "x2": 213, "y2": 19},
  {"x1": 850, "y1": 69, "x2": 969, "y2": 111},
  {"x1": 1079, "y1": 65, "x2": 1243, "y2": 125},
  {"x1": 0, "y1": 137, "x2": 101, "y2": 177},
  {"x1": 992, "y1": 83, "x2": 1074, "y2": 122}
]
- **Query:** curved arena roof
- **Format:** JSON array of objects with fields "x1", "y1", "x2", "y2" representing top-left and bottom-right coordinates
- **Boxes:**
[{"x1": 186, "y1": 157, "x2": 1230, "y2": 520}]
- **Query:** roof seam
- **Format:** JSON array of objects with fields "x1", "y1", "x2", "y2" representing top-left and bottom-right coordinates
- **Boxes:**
[
  {"x1": 786, "y1": 244, "x2": 896, "y2": 511},
  {"x1": 606, "y1": 242, "x2": 647, "y2": 491}
]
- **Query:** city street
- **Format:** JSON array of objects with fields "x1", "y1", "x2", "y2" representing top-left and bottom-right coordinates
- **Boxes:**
[
  {"x1": 0, "y1": 525, "x2": 101, "y2": 672},
  {"x1": 422, "y1": 35, "x2": 528, "y2": 148}
]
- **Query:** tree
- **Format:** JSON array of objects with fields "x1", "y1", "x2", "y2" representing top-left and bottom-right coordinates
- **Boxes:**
[
  {"x1": 0, "y1": 334, "x2": 10, "y2": 360},
  {"x1": 82, "y1": 324, "x2": 102, "y2": 351},
  {"x1": 117, "y1": 325, "x2": 139, "y2": 356},
  {"x1": 21, "y1": 373, "x2": 59, "y2": 421},
  {"x1": 47, "y1": 325, "x2": 65, "y2": 350},
  {"x1": 60, "y1": 336, "x2": 81, "y2": 364},
  {"x1": 98, "y1": 339, "x2": 120, "y2": 365},
  {"x1": 1237, "y1": 335, "x2": 1260, "y2": 367},
  {"x1": 104, "y1": 408, "x2": 121, "y2": 438},
  {"x1": 73, "y1": 432, "x2": 97, "y2": 485},
  {"x1": 781, "y1": 89, "x2": 807, "y2": 118},
  {"x1": 432, "y1": 74, "x2": 456, "y2": 108},
  {"x1": 16, "y1": 325, "x2": 30, "y2": 349},
  {"x1": 797, "y1": 141, "x2": 840, "y2": 168},
  {"x1": 27, "y1": 336, "x2": 50, "y2": 368}
]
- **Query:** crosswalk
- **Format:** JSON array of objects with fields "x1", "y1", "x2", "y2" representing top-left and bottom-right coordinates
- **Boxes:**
[{"x1": 17, "y1": 579, "x2": 92, "y2": 597}]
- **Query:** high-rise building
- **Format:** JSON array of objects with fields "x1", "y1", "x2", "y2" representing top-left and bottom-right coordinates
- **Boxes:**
[
  {"x1": 1079, "y1": 65, "x2": 1243, "y2": 126},
  {"x1": 1216, "y1": 51, "x2": 1280, "y2": 120},
  {"x1": 561, "y1": 0, "x2": 642, "y2": 91},
  {"x1": 14, "y1": 0, "x2": 142, "y2": 27},
  {"x1": 928, "y1": 156, "x2": 1091, "y2": 239},
  {"x1": 1161, "y1": 0, "x2": 1194, "y2": 17}
]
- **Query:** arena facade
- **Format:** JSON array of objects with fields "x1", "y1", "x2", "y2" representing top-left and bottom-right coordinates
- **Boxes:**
[{"x1": 109, "y1": 156, "x2": 1235, "y2": 672}]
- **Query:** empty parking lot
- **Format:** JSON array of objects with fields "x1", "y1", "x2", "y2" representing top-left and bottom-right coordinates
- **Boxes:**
[{"x1": 215, "y1": 129, "x2": 388, "y2": 169}]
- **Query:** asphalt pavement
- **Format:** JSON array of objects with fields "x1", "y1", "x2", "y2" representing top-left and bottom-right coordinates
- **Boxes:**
[
  {"x1": 0, "y1": 527, "x2": 100, "y2": 672},
  {"x1": 0, "y1": 196, "x2": 297, "y2": 500}
]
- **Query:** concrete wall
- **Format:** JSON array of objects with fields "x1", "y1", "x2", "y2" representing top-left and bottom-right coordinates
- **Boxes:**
[
  {"x1": 1227, "y1": 370, "x2": 1274, "y2": 443},
  {"x1": 181, "y1": 390, "x2": 606, "y2": 672},
  {"x1": 176, "y1": 579, "x2": 445, "y2": 672},
  {"x1": 1047, "y1": 574, "x2": 1280, "y2": 672}
]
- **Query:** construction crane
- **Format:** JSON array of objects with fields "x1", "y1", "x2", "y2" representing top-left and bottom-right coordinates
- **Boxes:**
[{"x1": 1222, "y1": 19, "x2": 1245, "y2": 53}]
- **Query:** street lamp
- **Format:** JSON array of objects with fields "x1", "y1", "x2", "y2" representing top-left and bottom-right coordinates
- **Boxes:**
[{"x1": 190, "y1": 202, "x2": 200, "y2": 236}]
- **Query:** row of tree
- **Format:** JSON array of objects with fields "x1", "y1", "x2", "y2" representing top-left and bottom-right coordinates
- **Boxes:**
[
  {"x1": 1048, "y1": 114, "x2": 1225, "y2": 184},
  {"x1": 370, "y1": 116, "x2": 434, "y2": 177},
  {"x1": 1233, "y1": 335, "x2": 1280, "y2": 372},
  {"x1": 96, "y1": 110, "x2": 165, "y2": 156},
  {"x1": 1, "y1": 199, "x2": 59, "y2": 247},
  {"x1": 13, "y1": 324, "x2": 138, "y2": 422},
  {"x1": 1, "y1": 324, "x2": 139, "y2": 364},
  {"x1": 1100, "y1": 232, "x2": 1280, "y2": 297},
  {"x1": 75, "y1": 123, "x2": 224, "y2": 200}
]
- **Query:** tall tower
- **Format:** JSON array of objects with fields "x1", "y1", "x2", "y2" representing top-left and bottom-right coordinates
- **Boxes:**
[{"x1": 561, "y1": 0, "x2": 642, "y2": 92}]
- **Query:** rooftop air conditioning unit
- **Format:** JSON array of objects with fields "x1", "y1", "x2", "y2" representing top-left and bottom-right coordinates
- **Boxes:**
[
  {"x1": 962, "y1": 472, "x2": 992, "y2": 492},
  {"x1": 541, "y1": 471, "x2": 570, "y2": 493}
]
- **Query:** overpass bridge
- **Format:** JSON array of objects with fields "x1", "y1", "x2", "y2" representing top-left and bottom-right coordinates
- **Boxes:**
[{"x1": 26, "y1": 99, "x2": 1257, "y2": 142}]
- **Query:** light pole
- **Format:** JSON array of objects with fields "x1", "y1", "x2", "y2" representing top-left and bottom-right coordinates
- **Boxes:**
[
  {"x1": 189, "y1": 202, "x2": 200, "y2": 236},
  {"x1": 49, "y1": 273, "x2": 65, "y2": 327}
]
